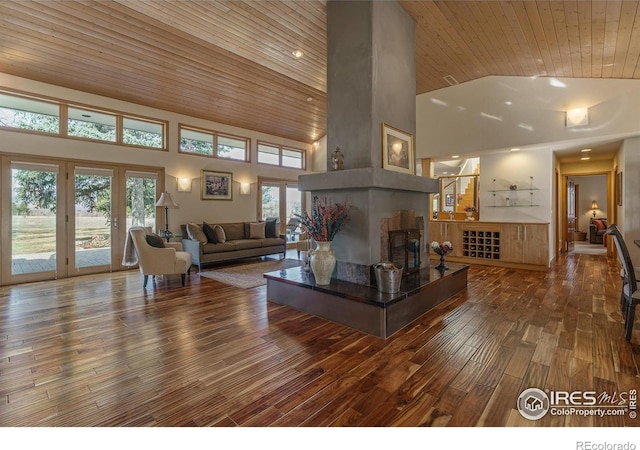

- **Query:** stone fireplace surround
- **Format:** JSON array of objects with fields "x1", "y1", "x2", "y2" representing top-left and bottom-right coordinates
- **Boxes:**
[{"x1": 298, "y1": 167, "x2": 438, "y2": 286}]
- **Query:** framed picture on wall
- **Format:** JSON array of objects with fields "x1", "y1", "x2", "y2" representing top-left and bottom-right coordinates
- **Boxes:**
[
  {"x1": 445, "y1": 193, "x2": 454, "y2": 207},
  {"x1": 201, "y1": 170, "x2": 233, "y2": 200},
  {"x1": 616, "y1": 171, "x2": 623, "y2": 206},
  {"x1": 381, "y1": 123, "x2": 414, "y2": 175}
]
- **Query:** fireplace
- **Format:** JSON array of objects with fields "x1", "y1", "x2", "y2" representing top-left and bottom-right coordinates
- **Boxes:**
[{"x1": 388, "y1": 229, "x2": 421, "y2": 275}]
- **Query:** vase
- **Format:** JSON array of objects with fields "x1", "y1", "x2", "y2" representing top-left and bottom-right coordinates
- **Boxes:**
[
  {"x1": 465, "y1": 211, "x2": 474, "y2": 220},
  {"x1": 310, "y1": 241, "x2": 336, "y2": 285},
  {"x1": 435, "y1": 252, "x2": 450, "y2": 270}
]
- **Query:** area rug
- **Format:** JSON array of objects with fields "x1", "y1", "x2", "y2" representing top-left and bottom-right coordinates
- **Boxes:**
[
  {"x1": 571, "y1": 242, "x2": 607, "y2": 256},
  {"x1": 199, "y1": 258, "x2": 303, "y2": 288}
]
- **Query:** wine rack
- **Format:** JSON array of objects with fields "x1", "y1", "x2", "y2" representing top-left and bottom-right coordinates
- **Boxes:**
[{"x1": 462, "y1": 229, "x2": 500, "y2": 260}]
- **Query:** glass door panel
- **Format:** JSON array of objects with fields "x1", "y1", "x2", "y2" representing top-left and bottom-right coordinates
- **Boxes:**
[
  {"x1": 261, "y1": 183, "x2": 281, "y2": 221},
  {"x1": 285, "y1": 184, "x2": 302, "y2": 243},
  {"x1": 73, "y1": 167, "x2": 113, "y2": 272},
  {"x1": 125, "y1": 171, "x2": 157, "y2": 231},
  {"x1": 10, "y1": 163, "x2": 59, "y2": 277}
]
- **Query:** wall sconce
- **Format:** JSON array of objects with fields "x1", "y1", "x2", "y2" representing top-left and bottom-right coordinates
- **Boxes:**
[
  {"x1": 591, "y1": 200, "x2": 599, "y2": 217},
  {"x1": 566, "y1": 108, "x2": 589, "y2": 128},
  {"x1": 177, "y1": 177, "x2": 192, "y2": 192},
  {"x1": 240, "y1": 182, "x2": 251, "y2": 195}
]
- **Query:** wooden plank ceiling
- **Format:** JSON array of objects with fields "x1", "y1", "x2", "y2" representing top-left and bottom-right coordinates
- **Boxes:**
[{"x1": 2, "y1": 1, "x2": 640, "y2": 144}]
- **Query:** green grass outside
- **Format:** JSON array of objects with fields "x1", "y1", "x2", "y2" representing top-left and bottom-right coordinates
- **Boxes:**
[{"x1": 12, "y1": 215, "x2": 110, "y2": 254}]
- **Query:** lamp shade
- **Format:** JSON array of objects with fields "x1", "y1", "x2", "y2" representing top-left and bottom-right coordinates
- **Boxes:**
[
  {"x1": 156, "y1": 191, "x2": 178, "y2": 208},
  {"x1": 591, "y1": 200, "x2": 598, "y2": 210}
]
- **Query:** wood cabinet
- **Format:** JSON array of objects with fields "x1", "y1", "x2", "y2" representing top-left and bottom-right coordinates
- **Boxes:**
[
  {"x1": 428, "y1": 221, "x2": 549, "y2": 271},
  {"x1": 429, "y1": 221, "x2": 462, "y2": 257},
  {"x1": 500, "y1": 223, "x2": 548, "y2": 266}
]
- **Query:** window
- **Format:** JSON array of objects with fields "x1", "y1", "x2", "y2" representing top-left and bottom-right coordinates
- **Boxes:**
[
  {"x1": 258, "y1": 142, "x2": 305, "y2": 169},
  {"x1": 282, "y1": 148, "x2": 304, "y2": 169},
  {"x1": 0, "y1": 93, "x2": 60, "y2": 134},
  {"x1": 123, "y1": 117, "x2": 164, "y2": 148},
  {"x1": 180, "y1": 127, "x2": 214, "y2": 156},
  {"x1": 67, "y1": 107, "x2": 116, "y2": 142},
  {"x1": 217, "y1": 135, "x2": 248, "y2": 161},
  {"x1": 0, "y1": 90, "x2": 167, "y2": 150},
  {"x1": 179, "y1": 125, "x2": 249, "y2": 161},
  {"x1": 258, "y1": 144, "x2": 280, "y2": 165}
]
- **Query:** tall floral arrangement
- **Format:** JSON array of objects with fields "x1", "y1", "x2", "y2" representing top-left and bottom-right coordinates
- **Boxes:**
[{"x1": 296, "y1": 196, "x2": 350, "y2": 242}]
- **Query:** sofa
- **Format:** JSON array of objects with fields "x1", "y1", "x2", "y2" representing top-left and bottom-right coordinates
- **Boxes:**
[
  {"x1": 589, "y1": 218, "x2": 607, "y2": 244},
  {"x1": 180, "y1": 219, "x2": 286, "y2": 271}
]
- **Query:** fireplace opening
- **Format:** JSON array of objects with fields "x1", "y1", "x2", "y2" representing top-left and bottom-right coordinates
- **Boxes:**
[{"x1": 388, "y1": 229, "x2": 421, "y2": 276}]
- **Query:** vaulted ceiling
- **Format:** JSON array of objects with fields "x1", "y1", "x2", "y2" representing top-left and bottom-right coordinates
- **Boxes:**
[{"x1": 2, "y1": 1, "x2": 640, "y2": 145}]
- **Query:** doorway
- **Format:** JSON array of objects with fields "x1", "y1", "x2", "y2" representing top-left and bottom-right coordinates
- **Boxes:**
[
  {"x1": 563, "y1": 172, "x2": 610, "y2": 254},
  {"x1": 257, "y1": 177, "x2": 305, "y2": 244}
]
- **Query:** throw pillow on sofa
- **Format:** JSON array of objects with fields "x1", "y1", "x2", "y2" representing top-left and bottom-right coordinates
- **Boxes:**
[
  {"x1": 249, "y1": 222, "x2": 266, "y2": 239},
  {"x1": 145, "y1": 233, "x2": 165, "y2": 248},
  {"x1": 213, "y1": 224, "x2": 226, "y2": 243},
  {"x1": 202, "y1": 222, "x2": 218, "y2": 244},
  {"x1": 187, "y1": 223, "x2": 208, "y2": 245},
  {"x1": 265, "y1": 217, "x2": 278, "y2": 238}
]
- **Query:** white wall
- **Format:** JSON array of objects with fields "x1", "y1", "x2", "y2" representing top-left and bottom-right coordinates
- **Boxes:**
[
  {"x1": 416, "y1": 76, "x2": 640, "y2": 159},
  {"x1": 479, "y1": 148, "x2": 553, "y2": 223},
  {"x1": 0, "y1": 74, "x2": 311, "y2": 236}
]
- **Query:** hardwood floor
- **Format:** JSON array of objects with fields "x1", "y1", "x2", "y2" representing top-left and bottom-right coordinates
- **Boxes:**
[{"x1": 0, "y1": 252, "x2": 638, "y2": 427}]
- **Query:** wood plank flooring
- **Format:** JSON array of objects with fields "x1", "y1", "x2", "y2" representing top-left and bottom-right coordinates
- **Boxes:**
[{"x1": 0, "y1": 251, "x2": 638, "y2": 427}]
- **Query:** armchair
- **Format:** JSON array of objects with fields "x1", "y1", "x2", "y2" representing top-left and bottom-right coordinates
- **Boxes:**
[
  {"x1": 295, "y1": 231, "x2": 315, "y2": 259},
  {"x1": 589, "y1": 218, "x2": 607, "y2": 244},
  {"x1": 124, "y1": 227, "x2": 192, "y2": 287},
  {"x1": 286, "y1": 217, "x2": 301, "y2": 242}
]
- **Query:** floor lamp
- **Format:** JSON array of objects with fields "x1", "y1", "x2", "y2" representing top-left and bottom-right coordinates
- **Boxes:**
[{"x1": 156, "y1": 191, "x2": 178, "y2": 241}]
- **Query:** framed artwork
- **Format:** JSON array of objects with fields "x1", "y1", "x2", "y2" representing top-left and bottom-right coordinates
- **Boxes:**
[
  {"x1": 201, "y1": 170, "x2": 233, "y2": 200},
  {"x1": 445, "y1": 194, "x2": 454, "y2": 207},
  {"x1": 616, "y1": 171, "x2": 623, "y2": 206},
  {"x1": 381, "y1": 123, "x2": 414, "y2": 175}
]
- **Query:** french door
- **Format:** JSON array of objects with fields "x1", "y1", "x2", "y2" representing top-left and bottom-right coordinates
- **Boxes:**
[
  {"x1": 1, "y1": 155, "x2": 162, "y2": 285},
  {"x1": 258, "y1": 177, "x2": 305, "y2": 243}
]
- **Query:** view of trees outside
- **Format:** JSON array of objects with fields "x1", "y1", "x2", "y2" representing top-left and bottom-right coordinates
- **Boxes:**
[
  {"x1": 261, "y1": 185, "x2": 280, "y2": 220},
  {"x1": 5, "y1": 107, "x2": 159, "y2": 274},
  {"x1": 0, "y1": 107, "x2": 59, "y2": 133},
  {"x1": 180, "y1": 137, "x2": 244, "y2": 159}
]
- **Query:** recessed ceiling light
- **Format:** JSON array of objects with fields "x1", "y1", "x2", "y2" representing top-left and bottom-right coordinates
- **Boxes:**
[
  {"x1": 510, "y1": 148, "x2": 520, "y2": 152},
  {"x1": 292, "y1": 49, "x2": 304, "y2": 59},
  {"x1": 505, "y1": 101, "x2": 512, "y2": 106},
  {"x1": 442, "y1": 171, "x2": 448, "y2": 175},
  {"x1": 581, "y1": 148, "x2": 592, "y2": 153},
  {"x1": 452, "y1": 155, "x2": 460, "y2": 159},
  {"x1": 306, "y1": 97, "x2": 313, "y2": 102},
  {"x1": 581, "y1": 156, "x2": 591, "y2": 160}
]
